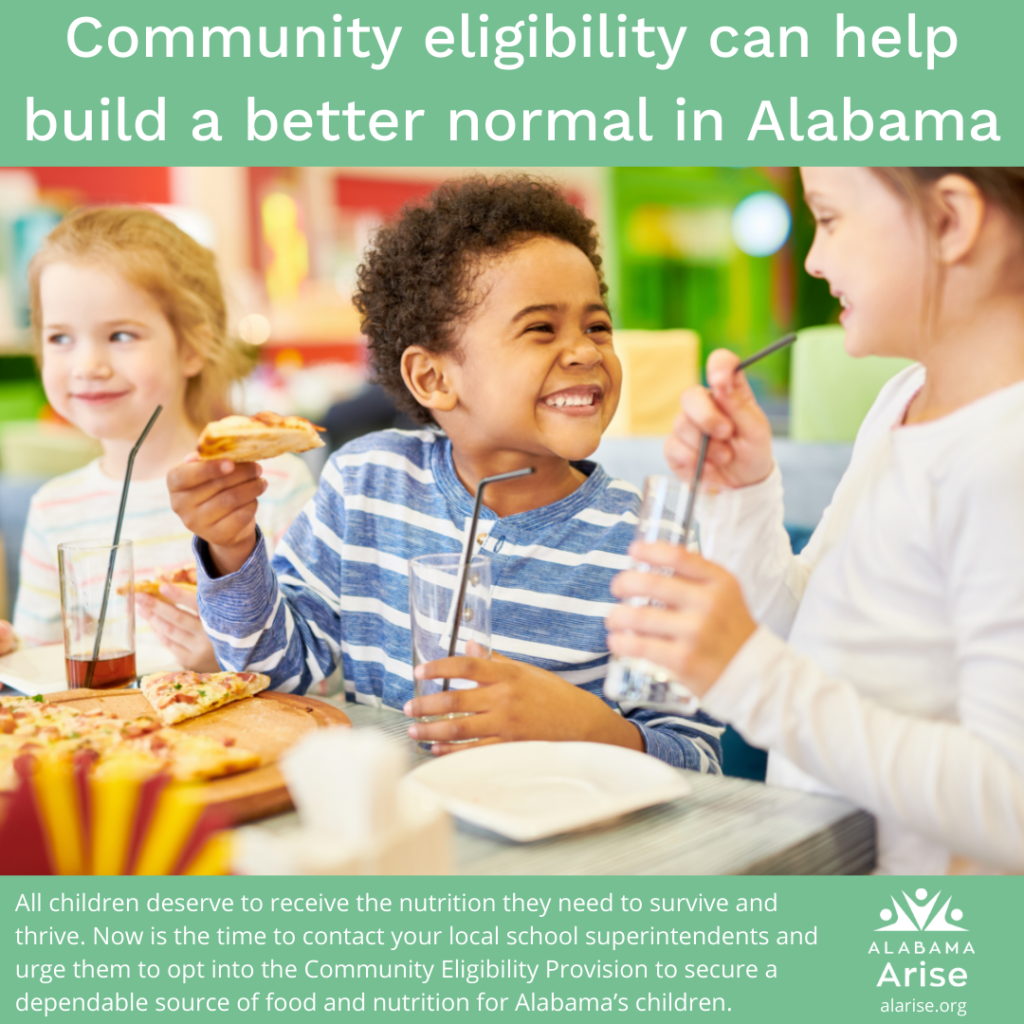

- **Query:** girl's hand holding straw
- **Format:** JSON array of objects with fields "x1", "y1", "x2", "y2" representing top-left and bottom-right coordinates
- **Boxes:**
[
  {"x1": 607, "y1": 332, "x2": 794, "y2": 708},
  {"x1": 665, "y1": 348, "x2": 775, "y2": 490}
]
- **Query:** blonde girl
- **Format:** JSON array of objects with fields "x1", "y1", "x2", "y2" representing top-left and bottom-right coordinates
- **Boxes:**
[
  {"x1": 1, "y1": 207, "x2": 314, "y2": 668},
  {"x1": 607, "y1": 168, "x2": 1024, "y2": 874}
]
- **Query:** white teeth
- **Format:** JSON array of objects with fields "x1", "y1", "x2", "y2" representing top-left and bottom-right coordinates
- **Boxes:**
[
  {"x1": 839, "y1": 295, "x2": 849, "y2": 308},
  {"x1": 545, "y1": 393, "x2": 595, "y2": 408}
]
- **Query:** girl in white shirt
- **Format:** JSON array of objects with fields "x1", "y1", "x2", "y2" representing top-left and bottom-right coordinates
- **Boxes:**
[
  {"x1": 605, "y1": 168, "x2": 1024, "y2": 874},
  {"x1": 0, "y1": 208, "x2": 314, "y2": 668}
]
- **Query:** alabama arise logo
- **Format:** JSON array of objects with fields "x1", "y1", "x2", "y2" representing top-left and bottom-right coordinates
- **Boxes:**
[
  {"x1": 868, "y1": 888, "x2": 973, "y2": 1007},
  {"x1": 875, "y1": 887, "x2": 966, "y2": 933}
]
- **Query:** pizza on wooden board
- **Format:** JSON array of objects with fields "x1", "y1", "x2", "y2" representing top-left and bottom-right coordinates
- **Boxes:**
[
  {"x1": 96, "y1": 727, "x2": 260, "y2": 782},
  {"x1": 197, "y1": 411, "x2": 325, "y2": 462},
  {"x1": 0, "y1": 695, "x2": 260, "y2": 787},
  {"x1": 140, "y1": 670, "x2": 271, "y2": 727}
]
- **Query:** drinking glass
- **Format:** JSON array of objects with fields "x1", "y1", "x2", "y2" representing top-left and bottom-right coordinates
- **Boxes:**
[
  {"x1": 58, "y1": 540, "x2": 136, "y2": 689},
  {"x1": 603, "y1": 475, "x2": 702, "y2": 714},
  {"x1": 409, "y1": 553, "x2": 491, "y2": 747}
]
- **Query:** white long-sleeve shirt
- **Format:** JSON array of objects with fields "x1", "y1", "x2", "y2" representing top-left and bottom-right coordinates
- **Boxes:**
[{"x1": 699, "y1": 365, "x2": 1024, "y2": 874}]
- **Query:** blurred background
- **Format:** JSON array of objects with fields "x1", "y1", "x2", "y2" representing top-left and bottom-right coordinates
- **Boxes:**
[
  {"x1": 0, "y1": 165, "x2": 838, "y2": 435},
  {"x1": 0, "y1": 167, "x2": 911, "y2": 777}
]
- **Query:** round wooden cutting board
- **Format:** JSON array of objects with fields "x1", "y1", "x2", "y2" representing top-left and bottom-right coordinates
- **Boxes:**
[{"x1": 47, "y1": 688, "x2": 351, "y2": 822}]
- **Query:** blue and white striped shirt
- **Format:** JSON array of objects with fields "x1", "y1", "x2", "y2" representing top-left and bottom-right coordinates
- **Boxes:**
[{"x1": 195, "y1": 430, "x2": 723, "y2": 772}]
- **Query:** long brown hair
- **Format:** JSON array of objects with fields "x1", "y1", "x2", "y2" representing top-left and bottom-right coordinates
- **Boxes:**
[
  {"x1": 873, "y1": 169, "x2": 1024, "y2": 328},
  {"x1": 874, "y1": 168, "x2": 1024, "y2": 228}
]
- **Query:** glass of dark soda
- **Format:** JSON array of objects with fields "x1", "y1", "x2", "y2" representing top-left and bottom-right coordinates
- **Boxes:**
[{"x1": 58, "y1": 540, "x2": 136, "y2": 689}]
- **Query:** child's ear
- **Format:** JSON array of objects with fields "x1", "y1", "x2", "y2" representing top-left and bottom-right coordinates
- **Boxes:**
[
  {"x1": 179, "y1": 330, "x2": 208, "y2": 380},
  {"x1": 400, "y1": 346, "x2": 459, "y2": 415},
  {"x1": 933, "y1": 174, "x2": 986, "y2": 265}
]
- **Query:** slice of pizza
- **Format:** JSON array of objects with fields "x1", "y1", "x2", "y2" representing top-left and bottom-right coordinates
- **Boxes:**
[
  {"x1": 128, "y1": 566, "x2": 198, "y2": 603},
  {"x1": 0, "y1": 733, "x2": 47, "y2": 789},
  {"x1": 0, "y1": 695, "x2": 92, "y2": 738},
  {"x1": 104, "y1": 729, "x2": 261, "y2": 782},
  {"x1": 140, "y1": 670, "x2": 271, "y2": 726},
  {"x1": 0, "y1": 692, "x2": 264, "y2": 791},
  {"x1": 196, "y1": 411, "x2": 325, "y2": 462},
  {"x1": 0, "y1": 727, "x2": 115, "y2": 789}
]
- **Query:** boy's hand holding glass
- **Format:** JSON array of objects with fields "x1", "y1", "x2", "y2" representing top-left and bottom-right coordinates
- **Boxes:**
[
  {"x1": 405, "y1": 646, "x2": 646, "y2": 756},
  {"x1": 136, "y1": 584, "x2": 220, "y2": 672},
  {"x1": 606, "y1": 541, "x2": 757, "y2": 696},
  {"x1": 665, "y1": 349, "x2": 775, "y2": 490},
  {"x1": 166, "y1": 453, "x2": 267, "y2": 576}
]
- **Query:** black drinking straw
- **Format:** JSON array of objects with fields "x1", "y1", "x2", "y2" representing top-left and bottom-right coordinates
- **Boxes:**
[
  {"x1": 442, "y1": 466, "x2": 536, "y2": 691},
  {"x1": 679, "y1": 434, "x2": 710, "y2": 544},
  {"x1": 680, "y1": 332, "x2": 797, "y2": 541},
  {"x1": 735, "y1": 331, "x2": 798, "y2": 373},
  {"x1": 83, "y1": 405, "x2": 163, "y2": 688}
]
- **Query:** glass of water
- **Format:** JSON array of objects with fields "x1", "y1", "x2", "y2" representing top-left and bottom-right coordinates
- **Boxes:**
[
  {"x1": 409, "y1": 553, "x2": 492, "y2": 747},
  {"x1": 603, "y1": 475, "x2": 702, "y2": 715}
]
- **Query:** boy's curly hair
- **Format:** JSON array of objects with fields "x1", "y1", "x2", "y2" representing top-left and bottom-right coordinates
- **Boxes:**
[{"x1": 353, "y1": 175, "x2": 606, "y2": 425}]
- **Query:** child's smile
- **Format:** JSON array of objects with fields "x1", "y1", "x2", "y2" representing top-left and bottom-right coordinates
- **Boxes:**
[
  {"x1": 540, "y1": 383, "x2": 604, "y2": 415},
  {"x1": 70, "y1": 387, "x2": 133, "y2": 404},
  {"x1": 40, "y1": 261, "x2": 201, "y2": 443},
  {"x1": 417, "y1": 235, "x2": 622, "y2": 472},
  {"x1": 801, "y1": 167, "x2": 928, "y2": 360}
]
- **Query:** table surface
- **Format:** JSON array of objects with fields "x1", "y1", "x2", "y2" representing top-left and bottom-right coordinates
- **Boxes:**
[{"x1": 271, "y1": 698, "x2": 876, "y2": 876}]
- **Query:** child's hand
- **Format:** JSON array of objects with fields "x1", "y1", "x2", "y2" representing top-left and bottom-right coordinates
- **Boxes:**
[
  {"x1": 665, "y1": 348, "x2": 774, "y2": 490},
  {"x1": 167, "y1": 453, "x2": 267, "y2": 576},
  {"x1": 404, "y1": 644, "x2": 645, "y2": 756},
  {"x1": 606, "y1": 541, "x2": 757, "y2": 695},
  {"x1": 136, "y1": 585, "x2": 221, "y2": 672},
  {"x1": 0, "y1": 620, "x2": 15, "y2": 656}
]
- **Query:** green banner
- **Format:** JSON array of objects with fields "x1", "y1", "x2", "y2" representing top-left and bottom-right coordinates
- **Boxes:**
[
  {"x1": 3, "y1": 3, "x2": 1024, "y2": 1021},
  {"x1": 0, "y1": 0, "x2": 1019, "y2": 165},
  {"x1": 3, "y1": 876, "x2": 1018, "y2": 1020}
]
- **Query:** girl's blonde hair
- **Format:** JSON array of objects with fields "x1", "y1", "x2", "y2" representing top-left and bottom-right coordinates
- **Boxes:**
[{"x1": 29, "y1": 207, "x2": 250, "y2": 427}]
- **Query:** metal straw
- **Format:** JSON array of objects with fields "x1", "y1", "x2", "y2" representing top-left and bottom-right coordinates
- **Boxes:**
[
  {"x1": 83, "y1": 405, "x2": 163, "y2": 688},
  {"x1": 442, "y1": 466, "x2": 535, "y2": 691},
  {"x1": 678, "y1": 434, "x2": 710, "y2": 544},
  {"x1": 735, "y1": 332, "x2": 798, "y2": 373},
  {"x1": 680, "y1": 332, "x2": 797, "y2": 541}
]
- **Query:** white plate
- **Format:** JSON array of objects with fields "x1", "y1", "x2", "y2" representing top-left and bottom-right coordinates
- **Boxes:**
[
  {"x1": 403, "y1": 741, "x2": 691, "y2": 842},
  {"x1": 0, "y1": 642, "x2": 180, "y2": 697}
]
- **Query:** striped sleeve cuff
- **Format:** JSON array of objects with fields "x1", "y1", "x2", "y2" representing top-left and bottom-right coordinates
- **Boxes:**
[
  {"x1": 194, "y1": 529, "x2": 278, "y2": 633},
  {"x1": 634, "y1": 720, "x2": 720, "y2": 774}
]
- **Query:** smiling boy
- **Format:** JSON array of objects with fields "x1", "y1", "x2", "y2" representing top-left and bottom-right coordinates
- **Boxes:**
[{"x1": 168, "y1": 177, "x2": 723, "y2": 770}]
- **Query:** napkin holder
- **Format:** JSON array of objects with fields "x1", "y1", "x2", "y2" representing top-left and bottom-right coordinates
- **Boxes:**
[
  {"x1": 232, "y1": 788, "x2": 451, "y2": 875},
  {"x1": 232, "y1": 728, "x2": 452, "y2": 875}
]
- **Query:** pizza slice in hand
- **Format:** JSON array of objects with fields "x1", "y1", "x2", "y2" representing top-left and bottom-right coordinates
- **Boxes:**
[
  {"x1": 130, "y1": 566, "x2": 199, "y2": 603},
  {"x1": 141, "y1": 670, "x2": 271, "y2": 726},
  {"x1": 197, "y1": 412, "x2": 326, "y2": 462}
]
